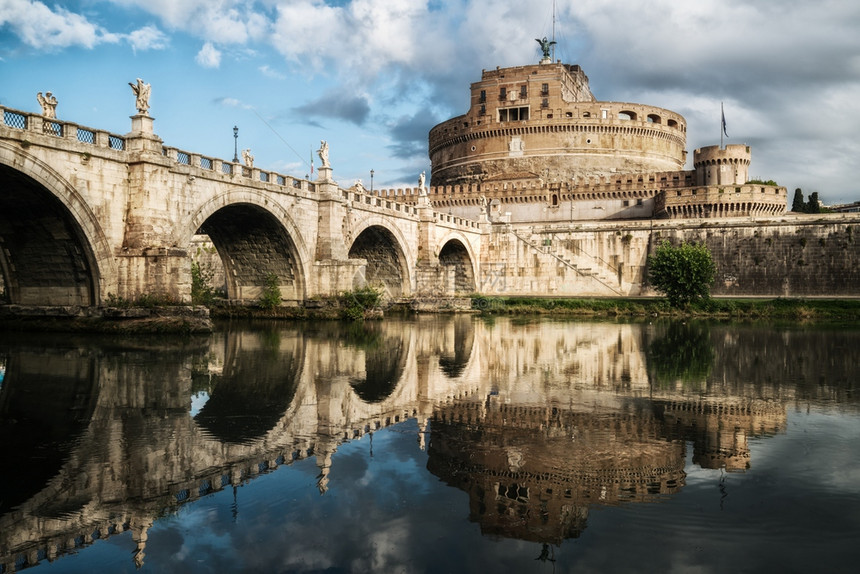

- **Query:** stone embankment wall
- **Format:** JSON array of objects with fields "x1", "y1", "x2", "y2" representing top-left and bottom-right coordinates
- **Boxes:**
[
  {"x1": 656, "y1": 216, "x2": 860, "y2": 297},
  {"x1": 484, "y1": 214, "x2": 860, "y2": 297}
]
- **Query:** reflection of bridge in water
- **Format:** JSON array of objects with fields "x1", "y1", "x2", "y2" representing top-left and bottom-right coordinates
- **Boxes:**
[{"x1": 1, "y1": 318, "x2": 858, "y2": 570}]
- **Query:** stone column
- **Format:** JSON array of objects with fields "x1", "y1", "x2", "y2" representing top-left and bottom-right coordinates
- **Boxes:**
[
  {"x1": 312, "y1": 166, "x2": 363, "y2": 296},
  {"x1": 117, "y1": 114, "x2": 191, "y2": 302},
  {"x1": 414, "y1": 195, "x2": 443, "y2": 297}
]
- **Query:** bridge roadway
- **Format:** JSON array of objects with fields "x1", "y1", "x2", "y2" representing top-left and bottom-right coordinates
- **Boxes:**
[{"x1": 0, "y1": 105, "x2": 483, "y2": 306}]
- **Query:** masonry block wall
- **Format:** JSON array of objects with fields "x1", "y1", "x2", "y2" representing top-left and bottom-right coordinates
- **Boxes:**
[
  {"x1": 483, "y1": 215, "x2": 860, "y2": 297},
  {"x1": 653, "y1": 218, "x2": 860, "y2": 297}
]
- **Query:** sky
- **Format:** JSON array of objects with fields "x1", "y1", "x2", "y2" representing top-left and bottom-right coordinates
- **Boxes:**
[{"x1": 1, "y1": 0, "x2": 859, "y2": 204}]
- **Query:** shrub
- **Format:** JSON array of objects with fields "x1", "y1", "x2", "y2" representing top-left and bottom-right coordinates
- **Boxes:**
[
  {"x1": 258, "y1": 273, "x2": 282, "y2": 310},
  {"x1": 647, "y1": 240, "x2": 716, "y2": 307},
  {"x1": 191, "y1": 261, "x2": 216, "y2": 306},
  {"x1": 339, "y1": 286, "x2": 382, "y2": 320}
]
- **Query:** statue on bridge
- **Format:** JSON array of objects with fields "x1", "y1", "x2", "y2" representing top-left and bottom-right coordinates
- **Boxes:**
[
  {"x1": 418, "y1": 171, "x2": 426, "y2": 195},
  {"x1": 36, "y1": 91, "x2": 58, "y2": 118},
  {"x1": 318, "y1": 140, "x2": 330, "y2": 168},
  {"x1": 242, "y1": 148, "x2": 254, "y2": 167},
  {"x1": 129, "y1": 78, "x2": 151, "y2": 115}
]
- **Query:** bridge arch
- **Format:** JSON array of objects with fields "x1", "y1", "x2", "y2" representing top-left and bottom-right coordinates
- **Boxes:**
[
  {"x1": 437, "y1": 232, "x2": 478, "y2": 294},
  {"x1": 348, "y1": 218, "x2": 415, "y2": 299},
  {"x1": 0, "y1": 143, "x2": 115, "y2": 305},
  {"x1": 183, "y1": 192, "x2": 311, "y2": 303}
]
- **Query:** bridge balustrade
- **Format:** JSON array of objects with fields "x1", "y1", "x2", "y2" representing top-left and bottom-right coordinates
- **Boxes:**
[{"x1": 1, "y1": 104, "x2": 126, "y2": 152}]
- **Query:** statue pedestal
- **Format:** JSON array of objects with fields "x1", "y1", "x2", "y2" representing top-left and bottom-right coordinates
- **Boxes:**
[
  {"x1": 317, "y1": 166, "x2": 333, "y2": 183},
  {"x1": 125, "y1": 115, "x2": 161, "y2": 154},
  {"x1": 129, "y1": 114, "x2": 154, "y2": 135}
]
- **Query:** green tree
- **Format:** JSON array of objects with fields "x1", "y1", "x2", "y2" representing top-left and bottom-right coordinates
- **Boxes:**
[
  {"x1": 806, "y1": 192, "x2": 821, "y2": 214},
  {"x1": 792, "y1": 188, "x2": 805, "y2": 212},
  {"x1": 647, "y1": 240, "x2": 716, "y2": 307}
]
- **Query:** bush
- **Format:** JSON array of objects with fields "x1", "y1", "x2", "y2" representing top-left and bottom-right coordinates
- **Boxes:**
[
  {"x1": 339, "y1": 286, "x2": 382, "y2": 320},
  {"x1": 191, "y1": 261, "x2": 216, "y2": 306},
  {"x1": 258, "y1": 273, "x2": 282, "y2": 310},
  {"x1": 648, "y1": 240, "x2": 716, "y2": 307}
]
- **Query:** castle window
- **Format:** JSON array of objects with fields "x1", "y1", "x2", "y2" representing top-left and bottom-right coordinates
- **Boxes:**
[
  {"x1": 583, "y1": 111, "x2": 591, "y2": 118},
  {"x1": 480, "y1": 90, "x2": 486, "y2": 103},
  {"x1": 541, "y1": 98, "x2": 549, "y2": 108},
  {"x1": 499, "y1": 107, "x2": 529, "y2": 122},
  {"x1": 546, "y1": 113, "x2": 553, "y2": 118},
  {"x1": 499, "y1": 87, "x2": 507, "y2": 100},
  {"x1": 637, "y1": 198, "x2": 644, "y2": 206},
  {"x1": 566, "y1": 112, "x2": 573, "y2": 118},
  {"x1": 480, "y1": 104, "x2": 486, "y2": 115},
  {"x1": 520, "y1": 85, "x2": 527, "y2": 98},
  {"x1": 619, "y1": 111, "x2": 637, "y2": 120},
  {"x1": 623, "y1": 200, "x2": 630, "y2": 207},
  {"x1": 601, "y1": 109, "x2": 608, "y2": 119},
  {"x1": 647, "y1": 114, "x2": 661, "y2": 124},
  {"x1": 551, "y1": 194, "x2": 558, "y2": 206},
  {"x1": 668, "y1": 119, "x2": 678, "y2": 128},
  {"x1": 541, "y1": 83, "x2": 549, "y2": 95}
]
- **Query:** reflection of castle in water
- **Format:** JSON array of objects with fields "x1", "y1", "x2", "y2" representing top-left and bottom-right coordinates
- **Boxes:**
[
  {"x1": 428, "y1": 399, "x2": 686, "y2": 543},
  {"x1": 1, "y1": 319, "x2": 857, "y2": 569}
]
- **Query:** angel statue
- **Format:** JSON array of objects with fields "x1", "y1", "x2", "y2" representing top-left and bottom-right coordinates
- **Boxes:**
[
  {"x1": 418, "y1": 171, "x2": 426, "y2": 192},
  {"x1": 128, "y1": 78, "x2": 151, "y2": 115},
  {"x1": 242, "y1": 148, "x2": 254, "y2": 167},
  {"x1": 36, "y1": 91, "x2": 58, "y2": 118},
  {"x1": 318, "y1": 140, "x2": 330, "y2": 168},
  {"x1": 536, "y1": 37, "x2": 556, "y2": 60}
]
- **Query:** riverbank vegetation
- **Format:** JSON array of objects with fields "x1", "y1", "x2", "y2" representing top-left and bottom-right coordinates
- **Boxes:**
[{"x1": 468, "y1": 295, "x2": 860, "y2": 321}]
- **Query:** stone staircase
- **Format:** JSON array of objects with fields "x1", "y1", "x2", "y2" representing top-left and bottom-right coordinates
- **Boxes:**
[{"x1": 509, "y1": 229, "x2": 626, "y2": 296}]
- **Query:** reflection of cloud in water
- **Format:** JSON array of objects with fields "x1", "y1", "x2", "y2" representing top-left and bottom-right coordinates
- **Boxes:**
[{"x1": 190, "y1": 391, "x2": 210, "y2": 417}]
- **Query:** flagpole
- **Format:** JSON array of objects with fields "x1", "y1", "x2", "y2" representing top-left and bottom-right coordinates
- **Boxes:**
[{"x1": 721, "y1": 102, "x2": 724, "y2": 149}]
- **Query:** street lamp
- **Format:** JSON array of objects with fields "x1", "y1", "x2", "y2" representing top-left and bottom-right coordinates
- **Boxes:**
[
  {"x1": 232, "y1": 126, "x2": 238, "y2": 162},
  {"x1": 370, "y1": 169, "x2": 374, "y2": 193}
]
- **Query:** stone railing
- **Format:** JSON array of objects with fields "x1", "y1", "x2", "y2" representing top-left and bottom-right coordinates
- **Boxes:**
[
  {"x1": 160, "y1": 145, "x2": 317, "y2": 193},
  {"x1": 341, "y1": 187, "x2": 420, "y2": 216},
  {"x1": 1, "y1": 104, "x2": 126, "y2": 151}
]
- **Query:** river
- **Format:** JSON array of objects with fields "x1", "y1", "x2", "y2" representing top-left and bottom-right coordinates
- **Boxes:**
[{"x1": 1, "y1": 316, "x2": 858, "y2": 573}]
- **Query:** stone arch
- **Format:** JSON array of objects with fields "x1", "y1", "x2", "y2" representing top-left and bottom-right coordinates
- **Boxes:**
[
  {"x1": 193, "y1": 330, "x2": 305, "y2": 443},
  {"x1": 348, "y1": 218, "x2": 414, "y2": 299},
  {"x1": 183, "y1": 191, "x2": 311, "y2": 303},
  {"x1": 0, "y1": 143, "x2": 114, "y2": 305},
  {"x1": 437, "y1": 232, "x2": 478, "y2": 294}
]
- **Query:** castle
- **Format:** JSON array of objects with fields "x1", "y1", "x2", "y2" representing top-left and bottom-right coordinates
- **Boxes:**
[{"x1": 390, "y1": 56, "x2": 787, "y2": 222}]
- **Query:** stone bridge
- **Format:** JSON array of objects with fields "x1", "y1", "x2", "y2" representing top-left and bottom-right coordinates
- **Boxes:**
[
  {"x1": 0, "y1": 105, "x2": 483, "y2": 306},
  {"x1": 5, "y1": 103, "x2": 858, "y2": 306}
]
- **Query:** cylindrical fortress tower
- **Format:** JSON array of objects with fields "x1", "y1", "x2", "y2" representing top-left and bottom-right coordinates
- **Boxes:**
[
  {"x1": 694, "y1": 144, "x2": 751, "y2": 186},
  {"x1": 429, "y1": 61, "x2": 688, "y2": 187}
]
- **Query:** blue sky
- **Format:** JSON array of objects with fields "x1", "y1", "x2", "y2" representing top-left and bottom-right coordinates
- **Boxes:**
[{"x1": 2, "y1": 0, "x2": 859, "y2": 203}]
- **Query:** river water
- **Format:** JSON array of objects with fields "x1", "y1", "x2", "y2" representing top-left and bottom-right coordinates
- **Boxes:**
[{"x1": 1, "y1": 316, "x2": 858, "y2": 573}]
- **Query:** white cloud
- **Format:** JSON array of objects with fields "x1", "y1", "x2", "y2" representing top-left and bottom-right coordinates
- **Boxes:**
[
  {"x1": 0, "y1": 0, "x2": 119, "y2": 49},
  {"x1": 196, "y1": 42, "x2": 222, "y2": 68},
  {"x1": 126, "y1": 25, "x2": 169, "y2": 52},
  {"x1": 259, "y1": 65, "x2": 286, "y2": 80}
]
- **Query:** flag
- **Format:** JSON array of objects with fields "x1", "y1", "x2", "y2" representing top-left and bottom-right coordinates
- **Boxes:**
[
  {"x1": 721, "y1": 102, "x2": 728, "y2": 138},
  {"x1": 310, "y1": 148, "x2": 314, "y2": 174}
]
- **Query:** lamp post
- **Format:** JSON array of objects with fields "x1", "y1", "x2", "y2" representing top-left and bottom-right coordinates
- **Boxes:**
[
  {"x1": 232, "y1": 126, "x2": 238, "y2": 162},
  {"x1": 370, "y1": 169, "x2": 374, "y2": 194}
]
